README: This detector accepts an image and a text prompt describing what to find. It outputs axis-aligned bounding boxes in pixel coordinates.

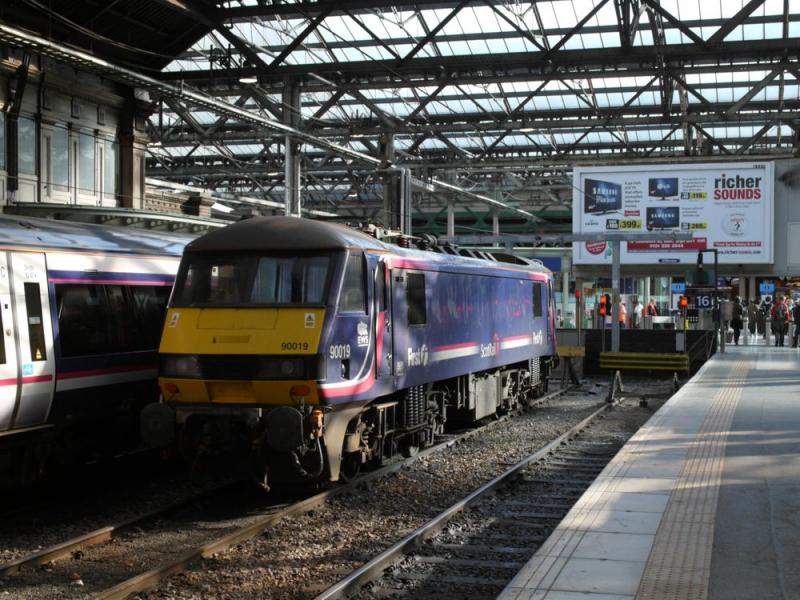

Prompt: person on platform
[731,297,744,345]
[632,298,643,328]
[771,296,790,347]
[644,299,658,317]
[792,299,800,348]
[758,296,772,338]
[619,301,627,328]
[747,298,758,336]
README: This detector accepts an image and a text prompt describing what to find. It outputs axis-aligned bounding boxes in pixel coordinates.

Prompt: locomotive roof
[0,214,192,256]
[186,216,387,253]
[186,216,551,276]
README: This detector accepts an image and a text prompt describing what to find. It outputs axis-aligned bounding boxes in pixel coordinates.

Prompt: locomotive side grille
[401,385,425,429]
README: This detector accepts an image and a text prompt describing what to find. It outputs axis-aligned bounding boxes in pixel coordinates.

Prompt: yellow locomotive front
[143,216,387,488]
[159,252,330,407]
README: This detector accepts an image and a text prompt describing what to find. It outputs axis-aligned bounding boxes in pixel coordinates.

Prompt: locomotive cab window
[340,254,366,313]
[407,272,427,326]
[174,254,330,306]
[376,263,387,312]
[533,282,544,318]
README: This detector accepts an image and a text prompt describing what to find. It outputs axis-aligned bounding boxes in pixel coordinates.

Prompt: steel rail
[88,386,574,599]
[0,481,240,576]
[313,400,613,600]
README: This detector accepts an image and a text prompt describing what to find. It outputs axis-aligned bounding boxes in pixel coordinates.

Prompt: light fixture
[519,127,536,133]
[239,75,258,84]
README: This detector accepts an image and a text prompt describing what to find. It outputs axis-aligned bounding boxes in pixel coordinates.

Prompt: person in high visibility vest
[619,301,627,328]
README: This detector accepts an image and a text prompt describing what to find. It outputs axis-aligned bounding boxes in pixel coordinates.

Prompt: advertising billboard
[573,162,774,265]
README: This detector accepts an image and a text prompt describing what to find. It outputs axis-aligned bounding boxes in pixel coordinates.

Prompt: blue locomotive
[151,217,558,487]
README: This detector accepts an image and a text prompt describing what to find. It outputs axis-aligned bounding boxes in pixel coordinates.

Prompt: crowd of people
[598,294,800,348]
[730,295,800,347]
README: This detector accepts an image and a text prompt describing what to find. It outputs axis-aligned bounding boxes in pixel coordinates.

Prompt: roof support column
[447,202,455,238]
[492,209,500,248]
[446,170,456,238]
[380,131,410,234]
[283,78,301,217]
[120,96,148,210]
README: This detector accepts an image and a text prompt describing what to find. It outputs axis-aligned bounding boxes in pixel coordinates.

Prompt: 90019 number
[329,344,351,360]
[281,342,309,351]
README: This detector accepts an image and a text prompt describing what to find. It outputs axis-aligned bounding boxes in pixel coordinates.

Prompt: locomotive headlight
[280,359,297,376]
[160,354,201,378]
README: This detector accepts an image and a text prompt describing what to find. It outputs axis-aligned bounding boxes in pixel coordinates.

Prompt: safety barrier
[599,351,689,373]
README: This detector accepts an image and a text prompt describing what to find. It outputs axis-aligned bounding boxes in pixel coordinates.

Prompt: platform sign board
[671,283,686,294]
[573,162,774,265]
[759,282,775,295]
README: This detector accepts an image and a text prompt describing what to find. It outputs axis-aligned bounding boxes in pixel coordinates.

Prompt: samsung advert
[573,162,774,265]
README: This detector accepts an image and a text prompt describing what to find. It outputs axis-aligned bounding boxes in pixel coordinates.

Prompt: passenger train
[0,215,189,485]
[148,217,558,488]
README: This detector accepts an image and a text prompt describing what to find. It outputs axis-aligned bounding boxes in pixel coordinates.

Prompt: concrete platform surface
[497,345,800,600]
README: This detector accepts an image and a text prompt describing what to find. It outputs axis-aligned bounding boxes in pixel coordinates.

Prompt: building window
[103,139,119,197]
[79,131,95,194]
[52,126,69,192]
[406,272,427,326]
[18,116,36,174]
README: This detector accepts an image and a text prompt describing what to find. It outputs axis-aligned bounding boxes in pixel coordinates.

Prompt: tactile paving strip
[635,359,749,600]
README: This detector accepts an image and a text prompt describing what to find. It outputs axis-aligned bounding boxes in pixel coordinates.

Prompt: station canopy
[3,0,800,230]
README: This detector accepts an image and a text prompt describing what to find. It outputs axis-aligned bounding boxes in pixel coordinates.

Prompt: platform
[498,344,800,600]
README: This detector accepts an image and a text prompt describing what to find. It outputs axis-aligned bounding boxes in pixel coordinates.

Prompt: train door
[375,261,393,379]
[8,253,55,429]
[0,254,18,431]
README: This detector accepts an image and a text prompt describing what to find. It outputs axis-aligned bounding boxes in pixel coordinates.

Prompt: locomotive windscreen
[173,253,331,306]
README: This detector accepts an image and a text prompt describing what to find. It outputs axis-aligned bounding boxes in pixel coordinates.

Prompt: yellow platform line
[636,359,749,600]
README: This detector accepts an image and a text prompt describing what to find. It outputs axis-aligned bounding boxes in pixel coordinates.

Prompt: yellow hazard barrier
[599,352,689,373]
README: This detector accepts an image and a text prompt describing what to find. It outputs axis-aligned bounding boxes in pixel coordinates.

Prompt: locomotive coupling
[140,402,175,448]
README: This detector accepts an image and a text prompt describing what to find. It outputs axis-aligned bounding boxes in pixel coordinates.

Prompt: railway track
[315,395,642,600]
[1,386,580,599]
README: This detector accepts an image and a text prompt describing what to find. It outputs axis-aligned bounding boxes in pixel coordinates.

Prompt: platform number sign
[694,294,714,309]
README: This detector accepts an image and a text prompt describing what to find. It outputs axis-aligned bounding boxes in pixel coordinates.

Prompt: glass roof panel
[151,0,799,185]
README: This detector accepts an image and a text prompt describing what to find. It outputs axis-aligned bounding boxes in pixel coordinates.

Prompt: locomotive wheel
[400,441,419,458]
[339,452,361,483]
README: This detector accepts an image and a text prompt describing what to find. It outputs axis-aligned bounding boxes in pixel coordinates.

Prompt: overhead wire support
[0,20,535,221]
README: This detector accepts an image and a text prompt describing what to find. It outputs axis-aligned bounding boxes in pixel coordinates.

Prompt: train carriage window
[106,285,136,351]
[56,284,112,357]
[340,254,366,312]
[407,273,427,326]
[533,282,544,318]
[130,286,171,349]
[24,283,47,361]
[0,306,6,364]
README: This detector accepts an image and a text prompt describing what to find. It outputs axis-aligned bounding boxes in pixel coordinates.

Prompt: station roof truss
[3,0,800,232]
